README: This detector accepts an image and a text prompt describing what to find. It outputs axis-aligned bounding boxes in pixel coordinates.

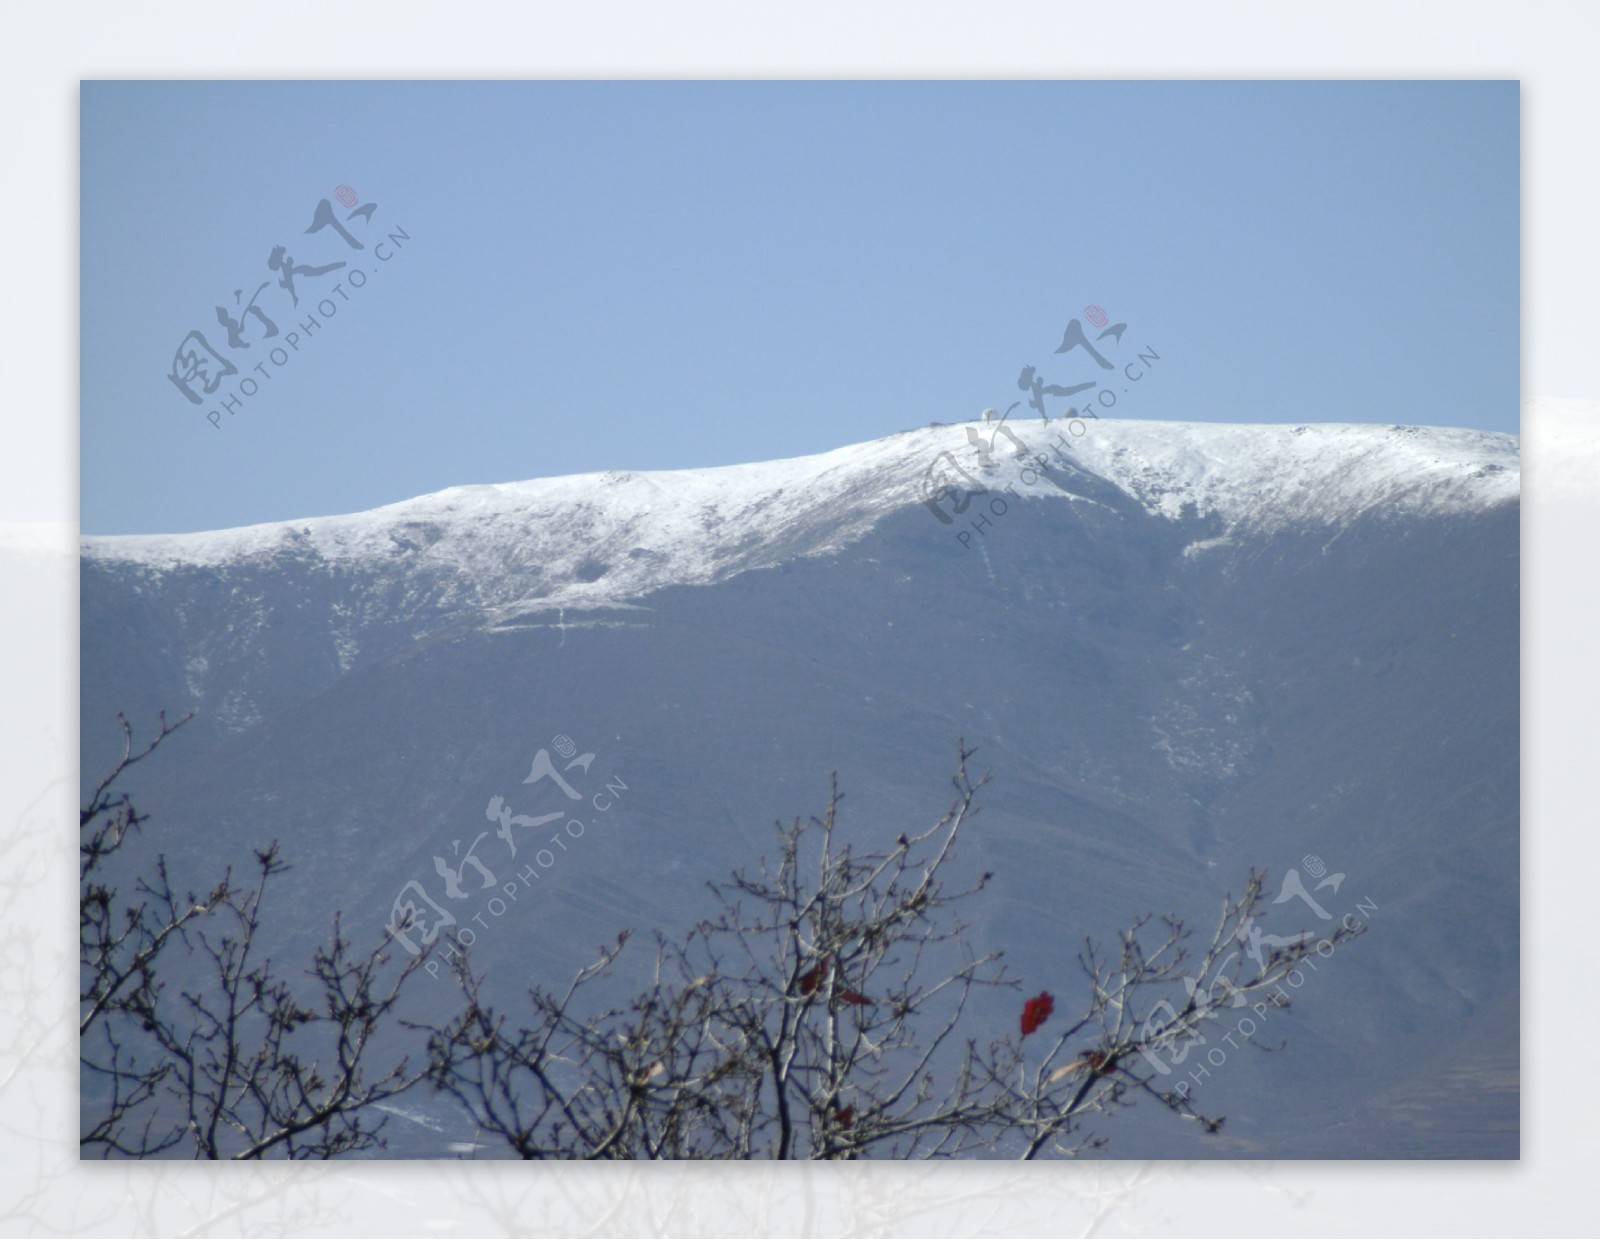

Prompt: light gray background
[6,0,1598,1234]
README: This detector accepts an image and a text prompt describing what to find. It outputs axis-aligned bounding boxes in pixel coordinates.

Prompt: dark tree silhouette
[83,721,1362,1159]
[420,744,1364,1159]
[80,713,425,1159]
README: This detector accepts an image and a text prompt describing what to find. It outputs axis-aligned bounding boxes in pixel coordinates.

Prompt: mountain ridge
[82,417,1518,584]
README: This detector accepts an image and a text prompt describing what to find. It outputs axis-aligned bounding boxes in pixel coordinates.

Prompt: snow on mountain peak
[82,417,1519,614]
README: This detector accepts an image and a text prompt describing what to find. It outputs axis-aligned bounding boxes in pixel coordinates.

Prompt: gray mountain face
[80,419,1519,1157]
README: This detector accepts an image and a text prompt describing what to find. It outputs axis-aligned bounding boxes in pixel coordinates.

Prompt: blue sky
[81,80,1518,535]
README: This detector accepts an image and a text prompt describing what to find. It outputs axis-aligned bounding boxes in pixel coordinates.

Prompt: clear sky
[81,80,1518,535]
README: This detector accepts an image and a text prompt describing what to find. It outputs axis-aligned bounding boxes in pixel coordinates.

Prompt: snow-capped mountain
[80,413,1520,1157]
[84,416,1516,612]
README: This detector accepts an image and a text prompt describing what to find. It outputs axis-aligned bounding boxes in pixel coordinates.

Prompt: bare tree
[83,721,1360,1160]
[80,713,426,1158]
[422,744,1363,1158]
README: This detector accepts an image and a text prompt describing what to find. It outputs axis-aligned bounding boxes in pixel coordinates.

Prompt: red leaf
[833,1106,855,1130]
[797,955,832,996]
[797,956,872,1004]
[1020,991,1055,1038]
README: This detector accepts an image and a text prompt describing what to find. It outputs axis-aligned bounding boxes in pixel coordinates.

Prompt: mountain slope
[80,415,1520,1158]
